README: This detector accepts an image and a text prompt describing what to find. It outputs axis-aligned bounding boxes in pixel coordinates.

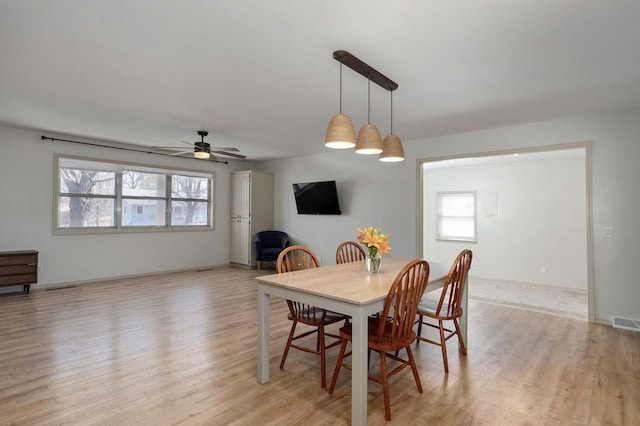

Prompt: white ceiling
[2,1,640,161]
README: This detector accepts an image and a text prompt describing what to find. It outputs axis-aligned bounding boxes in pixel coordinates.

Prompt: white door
[230,218,250,265]
[230,172,251,218]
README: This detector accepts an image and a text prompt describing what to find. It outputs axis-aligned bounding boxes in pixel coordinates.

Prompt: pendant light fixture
[326,50,401,161]
[325,63,356,149]
[355,78,383,154]
[380,90,405,162]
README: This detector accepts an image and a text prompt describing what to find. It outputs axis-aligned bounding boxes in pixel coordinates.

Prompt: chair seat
[418,297,460,319]
[339,318,416,352]
[288,307,347,325]
[417,297,439,314]
[259,247,284,260]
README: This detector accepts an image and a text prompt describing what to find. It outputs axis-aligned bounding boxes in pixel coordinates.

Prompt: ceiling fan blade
[209,147,239,152]
[211,150,246,159]
[169,150,191,156]
[152,146,191,150]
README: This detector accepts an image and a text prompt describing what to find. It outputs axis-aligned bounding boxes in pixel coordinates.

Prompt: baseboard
[30,263,231,291]
[469,275,588,293]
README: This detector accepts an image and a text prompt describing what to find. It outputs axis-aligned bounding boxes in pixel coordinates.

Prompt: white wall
[423,153,587,289]
[0,126,253,286]
[259,108,640,324]
[259,150,417,265]
[3,107,640,324]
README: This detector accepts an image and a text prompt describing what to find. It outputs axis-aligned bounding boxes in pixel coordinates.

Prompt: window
[170,174,210,226]
[437,191,477,242]
[56,155,214,232]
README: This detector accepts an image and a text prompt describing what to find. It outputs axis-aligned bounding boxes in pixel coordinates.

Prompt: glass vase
[366,254,382,273]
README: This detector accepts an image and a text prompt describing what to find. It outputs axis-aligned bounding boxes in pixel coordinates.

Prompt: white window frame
[436,191,477,242]
[54,154,215,234]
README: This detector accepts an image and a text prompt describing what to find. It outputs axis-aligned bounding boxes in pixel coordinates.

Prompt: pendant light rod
[390,90,394,134]
[339,63,344,113]
[333,50,398,92]
[367,79,371,123]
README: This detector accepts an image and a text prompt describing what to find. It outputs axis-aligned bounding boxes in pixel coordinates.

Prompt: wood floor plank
[1,266,639,425]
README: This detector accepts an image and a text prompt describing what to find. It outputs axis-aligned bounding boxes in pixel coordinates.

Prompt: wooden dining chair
[329,259,430,421]
[277,245,349,388]
[415,249,473,373]
[335,241,366,264]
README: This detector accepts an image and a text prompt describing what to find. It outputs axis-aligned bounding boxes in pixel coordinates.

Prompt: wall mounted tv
[292,180,342,215]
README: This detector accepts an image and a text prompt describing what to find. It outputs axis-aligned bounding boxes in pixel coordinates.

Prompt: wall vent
[612,316,640,332]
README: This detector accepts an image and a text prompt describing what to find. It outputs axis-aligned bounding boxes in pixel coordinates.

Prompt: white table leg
[350,309,368,425]
[257,286,270,383]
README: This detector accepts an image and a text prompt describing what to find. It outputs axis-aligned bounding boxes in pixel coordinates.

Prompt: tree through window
[56,156,213,232]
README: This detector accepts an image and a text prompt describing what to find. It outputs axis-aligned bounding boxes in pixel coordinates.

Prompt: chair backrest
[335,241,366,264]
[277,245,321,318]
[277,245,320,273]
[374,260,430,344]
[434,249,473,317]
[255,231,290,249]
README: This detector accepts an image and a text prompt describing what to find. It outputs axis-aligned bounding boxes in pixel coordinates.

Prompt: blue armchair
[255,231,290,270]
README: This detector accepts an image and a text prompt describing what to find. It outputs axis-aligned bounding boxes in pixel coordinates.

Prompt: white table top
[255,258,450,304]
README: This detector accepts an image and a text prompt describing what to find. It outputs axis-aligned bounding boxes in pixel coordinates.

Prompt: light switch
[602,226,614,239]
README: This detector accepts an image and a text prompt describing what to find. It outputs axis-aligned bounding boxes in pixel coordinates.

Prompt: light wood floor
[1,266,638,425]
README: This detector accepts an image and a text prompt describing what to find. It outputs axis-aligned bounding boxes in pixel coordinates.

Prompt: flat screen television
[292,180,341,215]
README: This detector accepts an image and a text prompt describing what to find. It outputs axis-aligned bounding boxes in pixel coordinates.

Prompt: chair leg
[257,261,261,271]
[406,346,423,393]
[328,339,348,394]
[438,320,449,373]
[416,314,423,344]
[280,320,298,369]
[379,350,391,421]
[319,325,327,388]
[453,318,467,355]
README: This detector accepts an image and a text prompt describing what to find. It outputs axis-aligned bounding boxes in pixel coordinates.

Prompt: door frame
[416,141,595,322]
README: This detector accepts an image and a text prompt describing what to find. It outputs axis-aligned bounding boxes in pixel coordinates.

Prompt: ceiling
[2,1,640,161]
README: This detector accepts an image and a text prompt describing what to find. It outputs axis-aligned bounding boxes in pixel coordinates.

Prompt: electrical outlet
[541,266,547,273]
[317,255,322,264]
[38,264,44,273]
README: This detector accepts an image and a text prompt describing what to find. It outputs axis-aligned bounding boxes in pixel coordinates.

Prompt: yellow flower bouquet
[357,227,391,272]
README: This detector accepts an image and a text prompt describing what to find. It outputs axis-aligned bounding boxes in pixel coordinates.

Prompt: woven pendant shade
[325,114,356,149]
[355,123,383,154]
[379,134,405,162]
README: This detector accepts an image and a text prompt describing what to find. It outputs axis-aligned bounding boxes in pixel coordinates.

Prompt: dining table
[255,257,466,426]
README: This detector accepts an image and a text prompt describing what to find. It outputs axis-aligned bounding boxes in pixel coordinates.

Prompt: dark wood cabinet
[0,250,38,294]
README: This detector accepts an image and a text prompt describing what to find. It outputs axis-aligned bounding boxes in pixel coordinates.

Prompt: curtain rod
[40,135,229,164]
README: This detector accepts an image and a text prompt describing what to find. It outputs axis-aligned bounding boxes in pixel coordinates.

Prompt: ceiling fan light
[355,123,383,154]
[325,114,356,149]
[194,140,211,159]
[379,134,405,162]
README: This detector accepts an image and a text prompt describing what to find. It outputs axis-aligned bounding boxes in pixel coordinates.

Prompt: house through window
[55,155,214,232]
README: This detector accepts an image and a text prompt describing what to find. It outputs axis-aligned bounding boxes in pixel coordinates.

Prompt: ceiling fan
[153,130,246,160]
